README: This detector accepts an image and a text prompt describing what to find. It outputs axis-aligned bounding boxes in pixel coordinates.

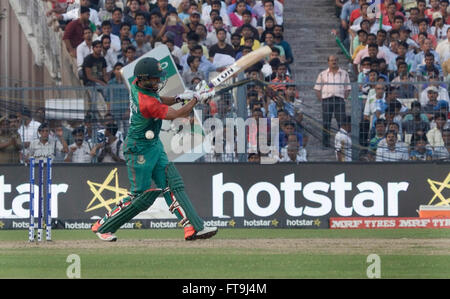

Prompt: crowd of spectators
[325,0,450,161]
[0,0,307,163]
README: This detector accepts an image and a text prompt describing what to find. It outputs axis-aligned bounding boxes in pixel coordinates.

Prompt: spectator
[433,127,450,160]
[314,55,351,148]
[181,44,216,79]
[131,12,153,43]
[77,27,94,79]
[185,11,202,35]
[119,22,134,44]
[91,122,125,162]
[134,31,152,57]
[195,23,209,46]
[431,12,450,42]
[202,0,232,28]
[256,0,283,37]
[376,130,409,161]
[436,27,450,63]
[160,12,189,48]
[426,0,442,22]
[182,55,205,88]
[368,118,387,158]
[412,18,438,48]
[62,6,92,58]
[98,0,116,22]
[405,7,421,35]
[18,107,41,153]
[57,0,101,29]
[417,52,443,80]
[122,45,137,65]
[209,28,235,59]
[279,120,303,149]
[117,37,132,64]
[427,112,447,149]
[419,77,450,106]
[150,0,177,24]
[123,0,145,26]
[65,127,95,163]
[110,7,124,36]
[402,101,430,139]
[391,62,418,99]
[410,136,433,160]
[440,0,450,25]
[279,141,307,162]
[422,86,441,121]
[82,40,108,86]
[100,35,118,74]
[339,0,360,50]
[177,0,191,22]
[0,115,22,163]
[27,123,68,163]
[229,0,251,30]
[335,115,352,162]
[97,20,122,56]
[205,16,232,48]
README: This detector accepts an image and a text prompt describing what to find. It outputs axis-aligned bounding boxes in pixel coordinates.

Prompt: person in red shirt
[62,6,91,58]
[382,2,404,26]
[425,0,441,23]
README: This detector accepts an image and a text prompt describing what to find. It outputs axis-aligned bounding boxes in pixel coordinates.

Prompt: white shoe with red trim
[95,232,117,242]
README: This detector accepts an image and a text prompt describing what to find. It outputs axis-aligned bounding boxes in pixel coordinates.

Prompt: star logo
[271,219,279,227]
[0,221,4,229]
[427,172,450,206]
[228,219,236,227]
[85,168,128,213]
[135,221,142,229]
[314,219,321,227]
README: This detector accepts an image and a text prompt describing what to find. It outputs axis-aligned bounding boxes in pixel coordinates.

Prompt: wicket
[29,157,52,242]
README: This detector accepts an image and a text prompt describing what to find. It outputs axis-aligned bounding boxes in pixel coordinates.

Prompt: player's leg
[93,148,161,240]
[152,147,217,240]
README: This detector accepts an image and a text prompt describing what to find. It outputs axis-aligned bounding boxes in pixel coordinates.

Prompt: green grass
[1,229,449,278]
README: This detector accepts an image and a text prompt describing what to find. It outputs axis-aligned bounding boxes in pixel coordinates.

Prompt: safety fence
[0,79,449,164]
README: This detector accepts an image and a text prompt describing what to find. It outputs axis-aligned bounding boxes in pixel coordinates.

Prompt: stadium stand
[0,0,449,164]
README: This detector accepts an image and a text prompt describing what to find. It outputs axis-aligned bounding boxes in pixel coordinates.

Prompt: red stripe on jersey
[138,93,169,119]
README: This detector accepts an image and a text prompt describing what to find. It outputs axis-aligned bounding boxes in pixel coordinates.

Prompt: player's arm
[160,96,177,106]
[165,98,198,120]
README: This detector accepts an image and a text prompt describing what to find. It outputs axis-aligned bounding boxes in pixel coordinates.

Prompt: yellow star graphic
[427,172,450,206]
[271,219,279,227]
[228,219,236,227]
[314,219,321,227]
[0,221,4,229]
[85,168,129,213]
[135,221,142,229]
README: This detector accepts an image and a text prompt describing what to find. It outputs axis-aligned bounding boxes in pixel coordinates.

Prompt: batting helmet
[134,57,166,79]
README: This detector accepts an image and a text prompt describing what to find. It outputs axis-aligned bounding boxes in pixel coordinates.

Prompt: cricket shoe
[185,226,218,241]
[95,232,117,242]
[92,220,117,242]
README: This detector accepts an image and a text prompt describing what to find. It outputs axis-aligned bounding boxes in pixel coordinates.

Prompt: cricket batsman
[91,57,217,242]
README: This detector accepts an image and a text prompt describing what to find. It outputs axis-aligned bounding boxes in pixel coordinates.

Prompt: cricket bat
[207,45,272,89]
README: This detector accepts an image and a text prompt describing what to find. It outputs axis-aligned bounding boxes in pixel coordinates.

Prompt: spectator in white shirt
[376,130,409,161]
[18,107,41,152]
[65,127,95,163]
[335,115,352,162]
[77,27,94,76]
[314,55,351,148]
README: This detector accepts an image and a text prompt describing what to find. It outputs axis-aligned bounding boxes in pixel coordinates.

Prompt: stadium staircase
[284,0,350,161]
